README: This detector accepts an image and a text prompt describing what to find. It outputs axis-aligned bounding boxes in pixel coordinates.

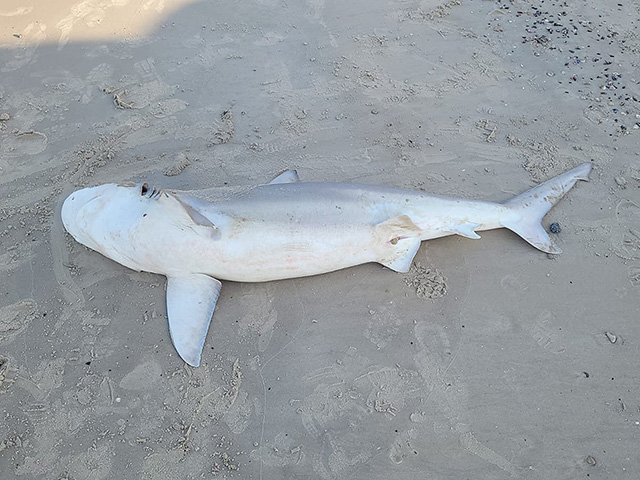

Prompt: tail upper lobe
[500,163,592,254]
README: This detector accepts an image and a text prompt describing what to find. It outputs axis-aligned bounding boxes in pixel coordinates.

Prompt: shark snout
[61,184,114,238]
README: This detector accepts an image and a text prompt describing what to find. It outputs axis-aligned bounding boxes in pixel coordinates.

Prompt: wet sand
[1,0,639,478]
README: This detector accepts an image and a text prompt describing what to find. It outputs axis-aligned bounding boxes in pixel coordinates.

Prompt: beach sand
[1,0,639,478]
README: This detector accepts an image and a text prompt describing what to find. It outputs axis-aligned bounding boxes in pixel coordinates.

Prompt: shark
[61,163,592,366]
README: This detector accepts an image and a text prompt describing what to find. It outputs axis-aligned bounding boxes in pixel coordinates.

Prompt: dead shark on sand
[61,163,592,366]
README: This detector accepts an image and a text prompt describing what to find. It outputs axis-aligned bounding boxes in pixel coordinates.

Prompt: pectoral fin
[166,274,222,367]
[375,215,423,273]
[162,192,220,240]
[269,170,299,184]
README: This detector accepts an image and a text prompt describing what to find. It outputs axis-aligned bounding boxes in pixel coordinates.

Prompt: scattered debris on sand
[404,262,447,299]
[164,153,192,176]
[210,110,234,146]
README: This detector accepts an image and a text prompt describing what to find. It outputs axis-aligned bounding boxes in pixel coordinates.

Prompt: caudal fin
[501,163,592,254]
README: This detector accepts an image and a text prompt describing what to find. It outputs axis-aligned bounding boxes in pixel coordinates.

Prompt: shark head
[62,182,219,274]
[62,182,223,367]
[62,182,161,271]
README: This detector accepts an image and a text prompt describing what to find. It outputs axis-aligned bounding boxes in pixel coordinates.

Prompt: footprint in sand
[1,130,47,157]
[0,299,37,345]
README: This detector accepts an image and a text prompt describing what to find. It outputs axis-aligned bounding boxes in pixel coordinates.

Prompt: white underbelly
[196,222,378,282]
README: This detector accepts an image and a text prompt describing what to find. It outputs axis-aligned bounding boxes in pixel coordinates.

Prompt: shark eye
[141,183,149,196]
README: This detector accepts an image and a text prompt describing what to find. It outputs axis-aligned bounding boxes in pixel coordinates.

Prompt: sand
[1,0,639,478]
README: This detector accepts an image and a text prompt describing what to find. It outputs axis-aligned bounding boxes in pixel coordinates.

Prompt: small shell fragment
[549,222,561,234]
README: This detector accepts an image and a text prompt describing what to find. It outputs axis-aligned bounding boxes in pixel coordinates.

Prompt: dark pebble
[549,222,561,234]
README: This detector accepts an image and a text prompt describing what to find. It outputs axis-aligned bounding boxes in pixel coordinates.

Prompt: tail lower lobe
[500,163,592,254]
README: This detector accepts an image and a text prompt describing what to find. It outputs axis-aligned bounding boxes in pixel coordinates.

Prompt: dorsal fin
[269,170,299,185]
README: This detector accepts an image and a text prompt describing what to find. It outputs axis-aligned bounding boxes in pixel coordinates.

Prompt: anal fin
[374,215,423,273]
[166,274,222,367]
[450,222,481,239]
